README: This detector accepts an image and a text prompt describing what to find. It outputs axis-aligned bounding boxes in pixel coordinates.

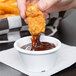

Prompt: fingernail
[24,19,27,24]
[46,14,49,19]
[44,13,49,19]
[20,11,26,19]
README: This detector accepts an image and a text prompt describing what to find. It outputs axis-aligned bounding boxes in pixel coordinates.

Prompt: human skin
[17,0,76,20]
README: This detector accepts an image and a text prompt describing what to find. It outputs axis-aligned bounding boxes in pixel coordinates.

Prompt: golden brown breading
[26,3,46,36]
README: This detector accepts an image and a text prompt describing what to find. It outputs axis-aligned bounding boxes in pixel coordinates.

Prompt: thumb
[38,0,59,11]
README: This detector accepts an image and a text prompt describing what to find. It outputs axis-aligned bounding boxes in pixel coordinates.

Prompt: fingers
[57,0,73,6]
[38,0,60,11]
[17,0,38,19]
[24,18,28,24]
[43,13,49,19]
[17,0,26,19]
[73,0,76,8]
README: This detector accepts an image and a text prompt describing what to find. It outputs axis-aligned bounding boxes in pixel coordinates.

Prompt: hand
[38,0,75,13]
[17,0,40,19]
[17,0,50,20]
[17,0,75,19]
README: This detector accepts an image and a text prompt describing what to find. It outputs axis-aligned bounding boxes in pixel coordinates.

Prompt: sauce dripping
[21,34,56,51]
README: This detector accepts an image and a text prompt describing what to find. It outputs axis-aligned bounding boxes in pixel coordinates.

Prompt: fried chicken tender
[26,3,46,36]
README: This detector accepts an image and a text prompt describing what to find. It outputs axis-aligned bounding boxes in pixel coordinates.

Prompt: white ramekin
[14,36,61,72]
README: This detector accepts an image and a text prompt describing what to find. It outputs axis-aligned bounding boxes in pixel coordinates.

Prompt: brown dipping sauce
[21,42,55,51]
[21,34,56,51]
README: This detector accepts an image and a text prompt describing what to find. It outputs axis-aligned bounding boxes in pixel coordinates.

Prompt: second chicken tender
[26,3,46,36]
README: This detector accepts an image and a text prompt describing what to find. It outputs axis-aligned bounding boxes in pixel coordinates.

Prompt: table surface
[0,39,76,76]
